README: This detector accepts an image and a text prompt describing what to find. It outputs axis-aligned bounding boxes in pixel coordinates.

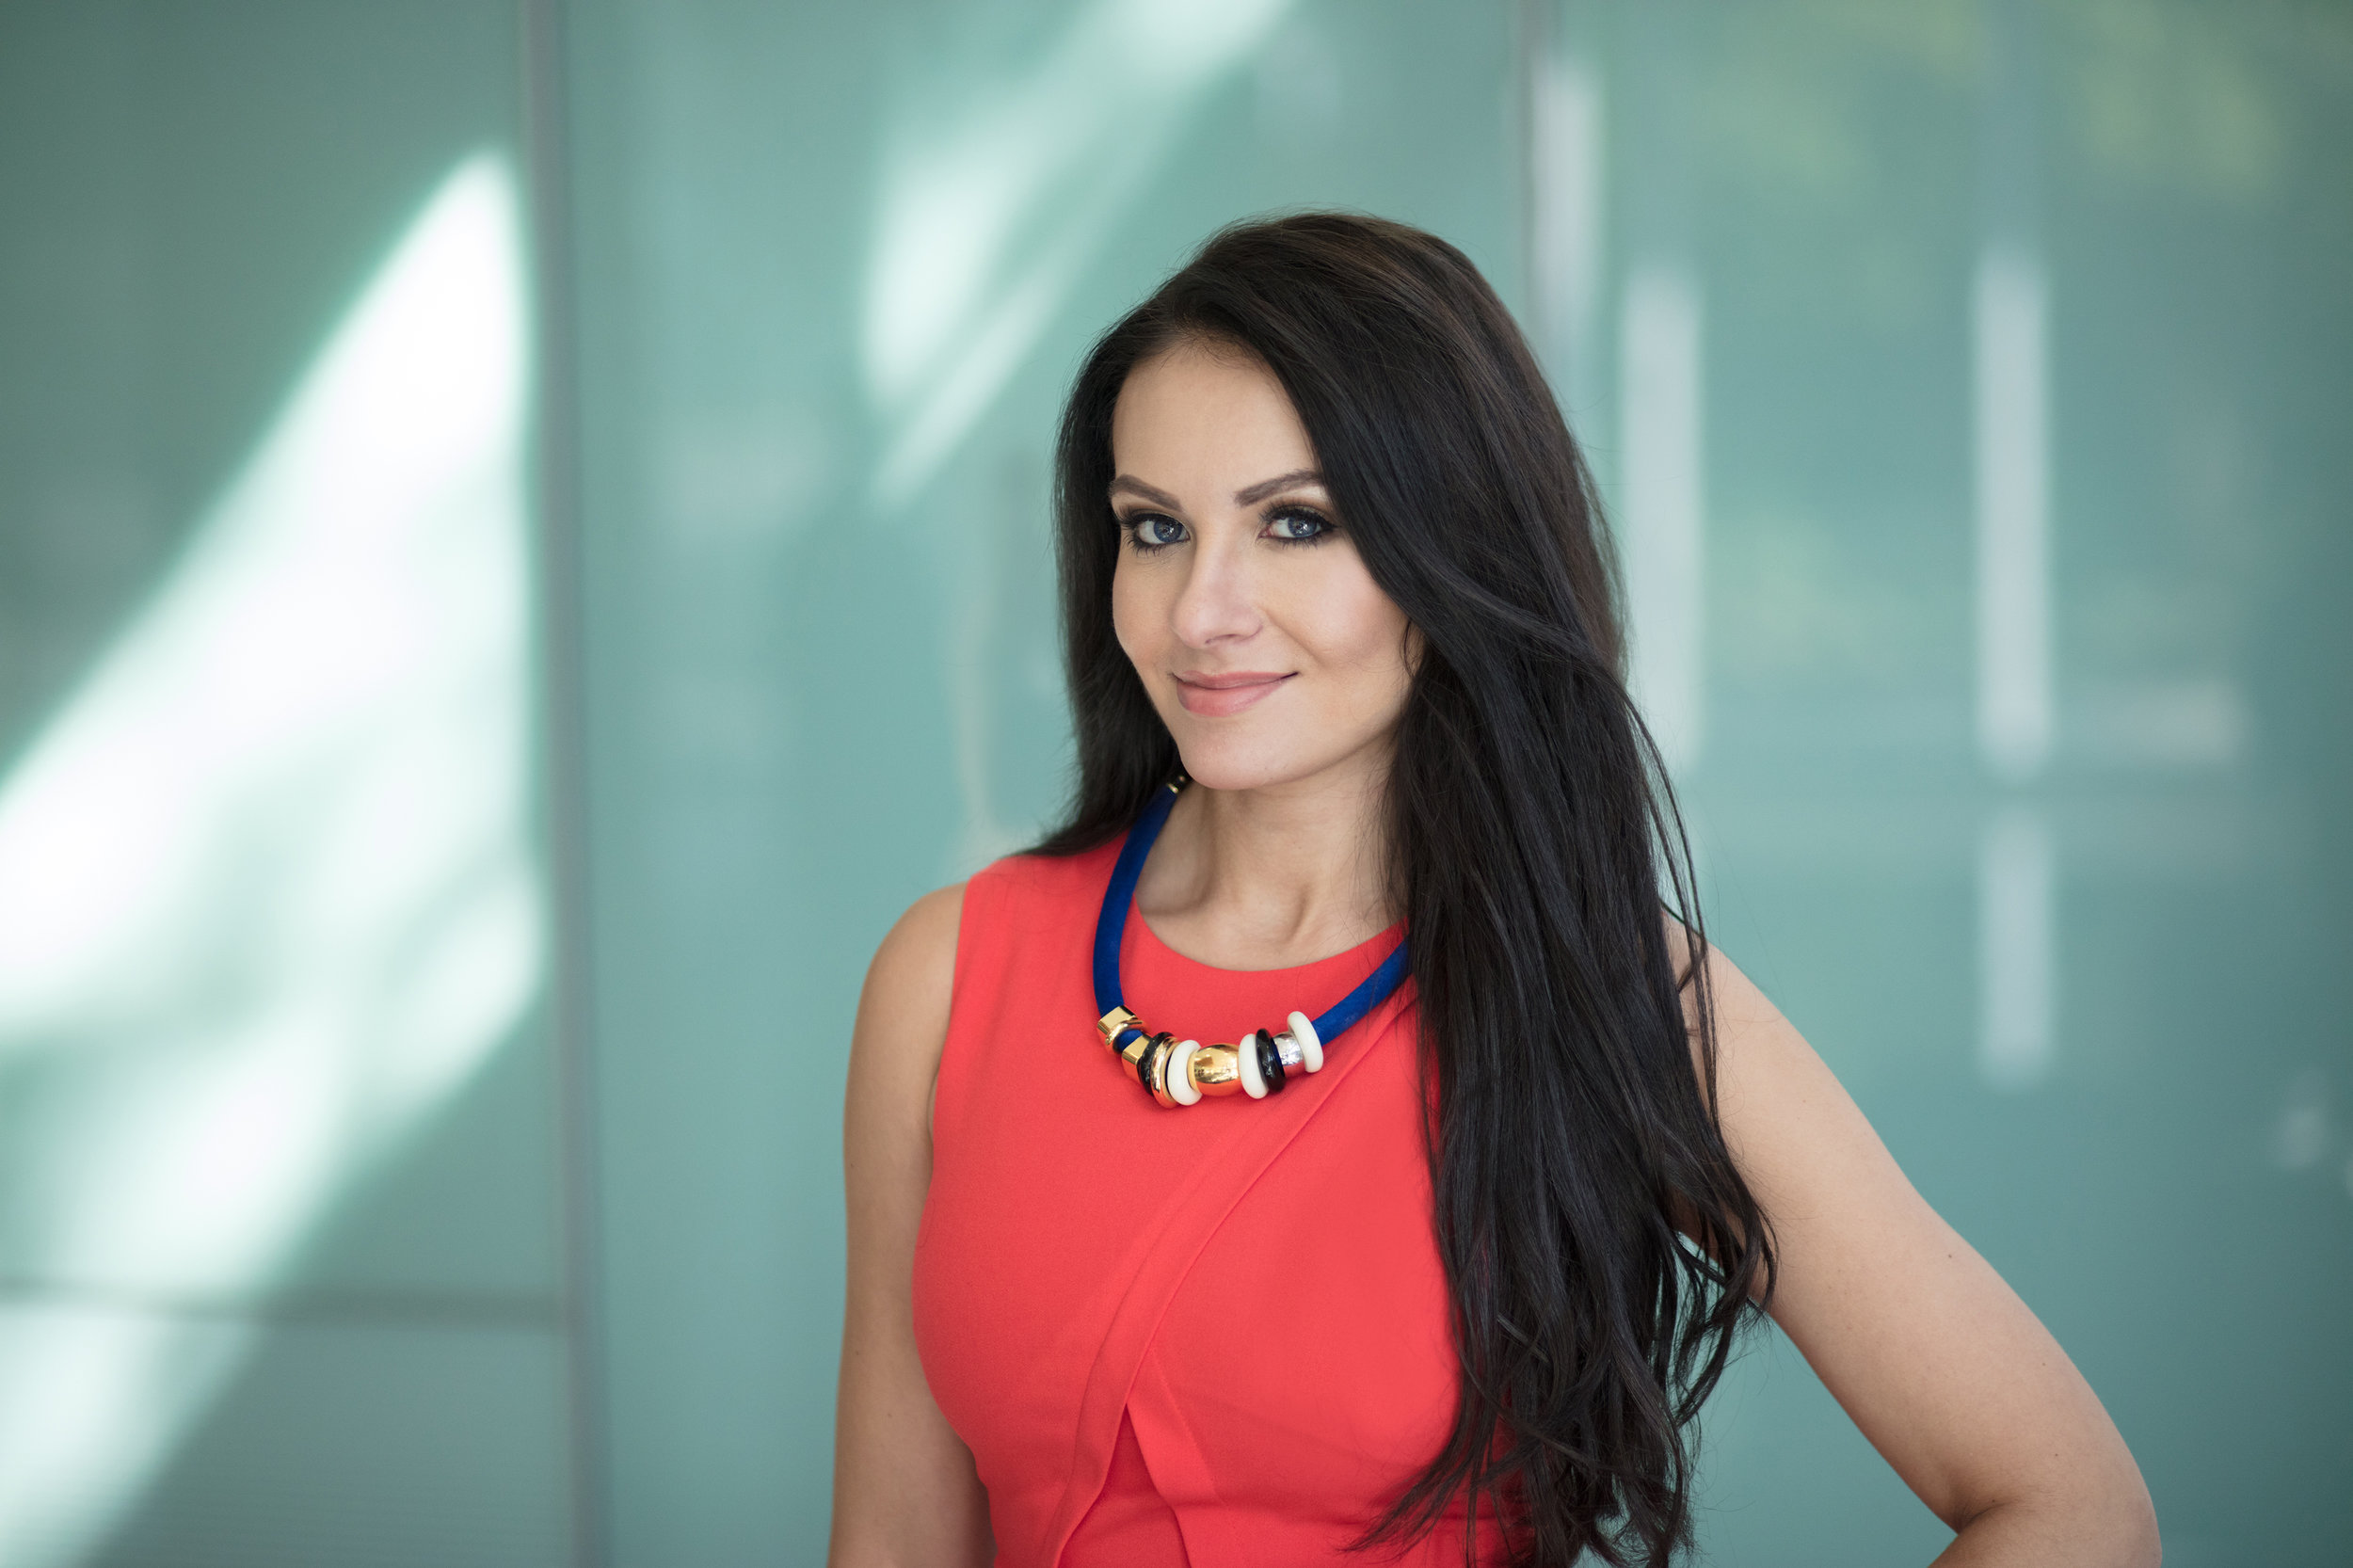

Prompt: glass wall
[0,4,575,1567]
[0,1,2344,1564]
[1529,3,2353,1564]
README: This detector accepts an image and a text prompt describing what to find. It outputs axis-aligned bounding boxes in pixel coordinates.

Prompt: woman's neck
[1129,751,1396,972]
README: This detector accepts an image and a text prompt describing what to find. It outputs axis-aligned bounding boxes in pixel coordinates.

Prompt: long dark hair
[1032,213,1772,1565]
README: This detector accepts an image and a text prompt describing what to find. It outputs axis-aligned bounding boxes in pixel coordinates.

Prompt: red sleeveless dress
[912,842,1505,1566]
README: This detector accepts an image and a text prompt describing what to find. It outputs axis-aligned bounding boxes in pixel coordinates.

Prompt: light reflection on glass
[1620,261,1706,774]
[0,152,537,1568]
[861,0,1302,872]
[1977,803,2055,1091]
[1973,242,2054,784]
[862,0,1296,508]
[1529,43,1607,415]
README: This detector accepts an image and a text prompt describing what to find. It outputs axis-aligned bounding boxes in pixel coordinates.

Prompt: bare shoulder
[1658,912,2157,1554]
[851,884,967,1107]
[834,881,995,1564]
[866,884,966,1019]
[842,882,968,1254]
[1660,914,1901,1216]
[1661,917,1820,1105]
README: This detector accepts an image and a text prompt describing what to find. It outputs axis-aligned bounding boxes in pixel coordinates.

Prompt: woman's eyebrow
[1108,474,1181,507]
[1109,469,1326,508]
[1233,469,1323,505]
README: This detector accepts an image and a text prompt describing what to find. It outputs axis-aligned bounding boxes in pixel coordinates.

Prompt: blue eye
[1122,513,1188,552]
[1266,506,1334,544]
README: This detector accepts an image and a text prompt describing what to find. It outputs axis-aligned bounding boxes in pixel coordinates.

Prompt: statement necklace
[1093,780,1412,1108]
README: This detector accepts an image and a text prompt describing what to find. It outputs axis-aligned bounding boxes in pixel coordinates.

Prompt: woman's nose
[1169,531,1260,648]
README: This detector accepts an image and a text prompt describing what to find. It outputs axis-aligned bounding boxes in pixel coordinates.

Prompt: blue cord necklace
[1093,779,1413,1108]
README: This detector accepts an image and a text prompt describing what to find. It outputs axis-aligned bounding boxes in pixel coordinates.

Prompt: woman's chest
[913,1005,1459,1512]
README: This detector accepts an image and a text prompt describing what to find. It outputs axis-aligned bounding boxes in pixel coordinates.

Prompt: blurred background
[0,0,2345,1564]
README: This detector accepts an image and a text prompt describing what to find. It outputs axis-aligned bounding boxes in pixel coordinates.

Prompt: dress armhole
[946,862,1010,1019]
[934,860,1016,1143]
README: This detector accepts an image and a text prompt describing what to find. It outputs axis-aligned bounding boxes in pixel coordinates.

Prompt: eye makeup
[1113,502,1338,555]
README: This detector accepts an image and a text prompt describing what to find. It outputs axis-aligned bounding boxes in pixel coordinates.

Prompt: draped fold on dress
[913,846,1506,1567]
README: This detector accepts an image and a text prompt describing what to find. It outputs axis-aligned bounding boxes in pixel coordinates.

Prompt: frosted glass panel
[1528,3,2353,1562]
[0,5,570,1565]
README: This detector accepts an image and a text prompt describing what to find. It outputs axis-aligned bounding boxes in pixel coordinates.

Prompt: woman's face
[1109,339,1417,793]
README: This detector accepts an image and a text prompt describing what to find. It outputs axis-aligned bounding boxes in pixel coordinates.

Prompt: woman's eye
[1266,507,1333,544]
[1124,513,1188,551]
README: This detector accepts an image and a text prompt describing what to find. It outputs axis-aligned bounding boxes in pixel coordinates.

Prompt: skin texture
[827,344,2159,1567]
[1106,341,1417,972]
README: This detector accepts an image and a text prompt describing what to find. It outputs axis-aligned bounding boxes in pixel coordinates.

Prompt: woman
[830,215,2156,1566]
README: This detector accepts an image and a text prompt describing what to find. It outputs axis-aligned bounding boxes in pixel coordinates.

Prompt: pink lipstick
[1174,670,1292,717]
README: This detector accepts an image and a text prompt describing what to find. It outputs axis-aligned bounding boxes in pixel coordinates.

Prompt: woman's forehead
[1111,343,1316,499]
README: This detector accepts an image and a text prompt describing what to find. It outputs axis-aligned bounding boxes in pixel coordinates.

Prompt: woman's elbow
[2048,1467,2162,1568]
[1948,1461,2159,1568]
[2105,1479,2162,1568]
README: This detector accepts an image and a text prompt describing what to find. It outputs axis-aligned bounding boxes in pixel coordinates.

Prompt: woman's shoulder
[872,844,1114,986]
[948,842,1117,942]
[883,880,968,954]
[854,849,1106,1104]
[860,882,967,1043]
[968,841,1118,900]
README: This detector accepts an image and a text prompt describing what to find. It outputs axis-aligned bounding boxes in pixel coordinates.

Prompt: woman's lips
[1174,671,1293,716]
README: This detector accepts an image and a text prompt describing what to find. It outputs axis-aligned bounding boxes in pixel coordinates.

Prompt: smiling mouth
[1173,671,1292,717]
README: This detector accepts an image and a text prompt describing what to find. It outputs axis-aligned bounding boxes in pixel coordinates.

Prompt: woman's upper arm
[829,884,991,1568]
[1689,936,2156,1560]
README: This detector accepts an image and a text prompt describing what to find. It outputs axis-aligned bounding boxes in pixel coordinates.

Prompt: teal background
[0,1,2345,1564]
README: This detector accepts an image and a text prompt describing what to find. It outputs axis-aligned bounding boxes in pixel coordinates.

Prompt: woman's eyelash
[1118,512,1186,552]
[1264,504,1336,545]
[1115,504,1337,552]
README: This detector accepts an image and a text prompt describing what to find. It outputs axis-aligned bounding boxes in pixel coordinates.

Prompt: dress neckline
[1127,892,1406,981]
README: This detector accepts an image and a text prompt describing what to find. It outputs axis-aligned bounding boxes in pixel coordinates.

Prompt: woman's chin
[1171,734,1375,795]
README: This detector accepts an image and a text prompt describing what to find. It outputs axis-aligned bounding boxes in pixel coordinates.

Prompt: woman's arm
[1689,936,2159,1566]
[828,885,992,1568]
